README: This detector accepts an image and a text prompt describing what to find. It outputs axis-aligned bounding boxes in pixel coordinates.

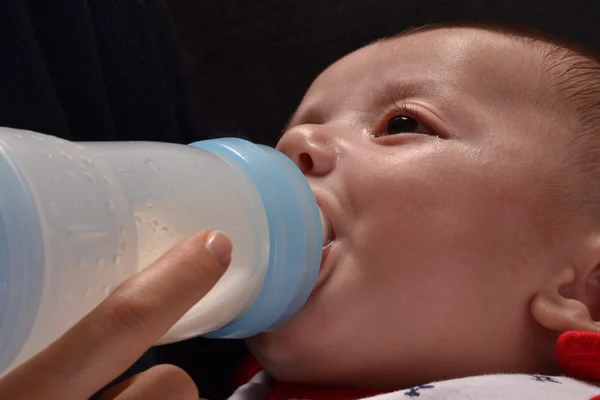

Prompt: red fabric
[233,353,265,390]
[236,331,600,400]
[557,331,600,383]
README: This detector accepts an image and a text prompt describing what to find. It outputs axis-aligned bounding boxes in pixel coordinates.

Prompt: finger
[98,365,198,400]
[1,231,231,399]
[97,373,140,400]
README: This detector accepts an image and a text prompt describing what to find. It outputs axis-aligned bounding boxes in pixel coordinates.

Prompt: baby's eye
[380,115,436,137]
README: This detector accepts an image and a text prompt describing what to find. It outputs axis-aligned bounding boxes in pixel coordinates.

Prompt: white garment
[229,372,600,400]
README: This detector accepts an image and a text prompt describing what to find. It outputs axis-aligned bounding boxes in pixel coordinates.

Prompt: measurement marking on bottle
[67,226,109,240]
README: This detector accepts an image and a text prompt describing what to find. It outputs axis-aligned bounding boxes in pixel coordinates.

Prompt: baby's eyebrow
[281,75,425,138]
[375,78,421,105]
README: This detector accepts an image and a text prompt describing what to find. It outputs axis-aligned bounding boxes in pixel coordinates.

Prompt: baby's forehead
[292,27,562,147]
[292,28,546,130]
[308,27,545,106]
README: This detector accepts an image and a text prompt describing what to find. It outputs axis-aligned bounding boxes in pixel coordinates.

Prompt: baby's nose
[276,124,336,176]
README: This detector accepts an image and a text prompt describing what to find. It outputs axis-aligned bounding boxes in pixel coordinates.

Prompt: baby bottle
[0,127,328,374]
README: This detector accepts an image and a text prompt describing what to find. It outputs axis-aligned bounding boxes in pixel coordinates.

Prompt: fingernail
[205,231,232,266]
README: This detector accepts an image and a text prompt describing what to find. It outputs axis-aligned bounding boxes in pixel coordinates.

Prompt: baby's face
[247,28,572,387]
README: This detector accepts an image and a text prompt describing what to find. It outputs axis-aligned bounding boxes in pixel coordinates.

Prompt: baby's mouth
[323,230,335,248]
[319,207,335,248]
[315,209,335,292]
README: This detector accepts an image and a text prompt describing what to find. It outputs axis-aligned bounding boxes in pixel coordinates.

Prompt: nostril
[298,152,314,173]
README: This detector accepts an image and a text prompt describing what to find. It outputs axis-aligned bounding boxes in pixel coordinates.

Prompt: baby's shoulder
[366,374,600,400]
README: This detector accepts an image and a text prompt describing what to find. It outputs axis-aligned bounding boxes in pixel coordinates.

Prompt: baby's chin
[245,316,333,380]
[246,331,406,388]
[245,332,302,382]
[245,325,299,364]
[245,324,363,386]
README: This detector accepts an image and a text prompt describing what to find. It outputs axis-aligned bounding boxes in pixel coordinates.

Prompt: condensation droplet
[147,203,153,208]
[105,198,115,211]
[60,151,72,161]
[161,226,168,231]
[145,159,160,172]
[96,257,106,269]
[152,219,159,226]
[102,285,111,296]
[77,260,87,270]
[83,172,95,183]
[113,254,122,266]
[64,171,76,182]
[84,288,93,298]
[101,176,113,187]
[11,134,23,140]
[33,135,44,141]
[80,155,92,165]
[120,241,128,251]
[43,151,53,158]
[55,139,67,145]
[134,214,142,224]
[119,227,127,238]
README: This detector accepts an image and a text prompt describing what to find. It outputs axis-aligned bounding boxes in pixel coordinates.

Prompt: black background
[165,0,600,145]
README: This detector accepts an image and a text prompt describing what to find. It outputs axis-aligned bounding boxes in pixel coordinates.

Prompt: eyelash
[374,101,439,138]
[386,100,420,120]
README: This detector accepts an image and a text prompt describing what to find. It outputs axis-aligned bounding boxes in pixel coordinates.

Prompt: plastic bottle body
[0,129,274,373]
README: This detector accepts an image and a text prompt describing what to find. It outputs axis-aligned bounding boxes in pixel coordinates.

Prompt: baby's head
[247,23,600,388]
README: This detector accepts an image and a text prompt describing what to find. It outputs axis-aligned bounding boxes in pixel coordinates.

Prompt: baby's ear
[531,255,600,333]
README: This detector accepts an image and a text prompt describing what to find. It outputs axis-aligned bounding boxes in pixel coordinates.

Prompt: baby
[233,22,600,399]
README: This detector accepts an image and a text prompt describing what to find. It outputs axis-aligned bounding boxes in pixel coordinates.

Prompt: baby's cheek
[367,165,527,265]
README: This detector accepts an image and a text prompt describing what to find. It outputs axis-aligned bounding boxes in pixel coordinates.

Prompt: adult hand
[0,231,232,400]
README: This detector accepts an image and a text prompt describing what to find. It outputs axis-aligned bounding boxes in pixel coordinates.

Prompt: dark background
[164,0,600,146]
[1,0,599,398]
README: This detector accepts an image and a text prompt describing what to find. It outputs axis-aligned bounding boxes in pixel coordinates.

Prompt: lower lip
[312,241,335,293]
